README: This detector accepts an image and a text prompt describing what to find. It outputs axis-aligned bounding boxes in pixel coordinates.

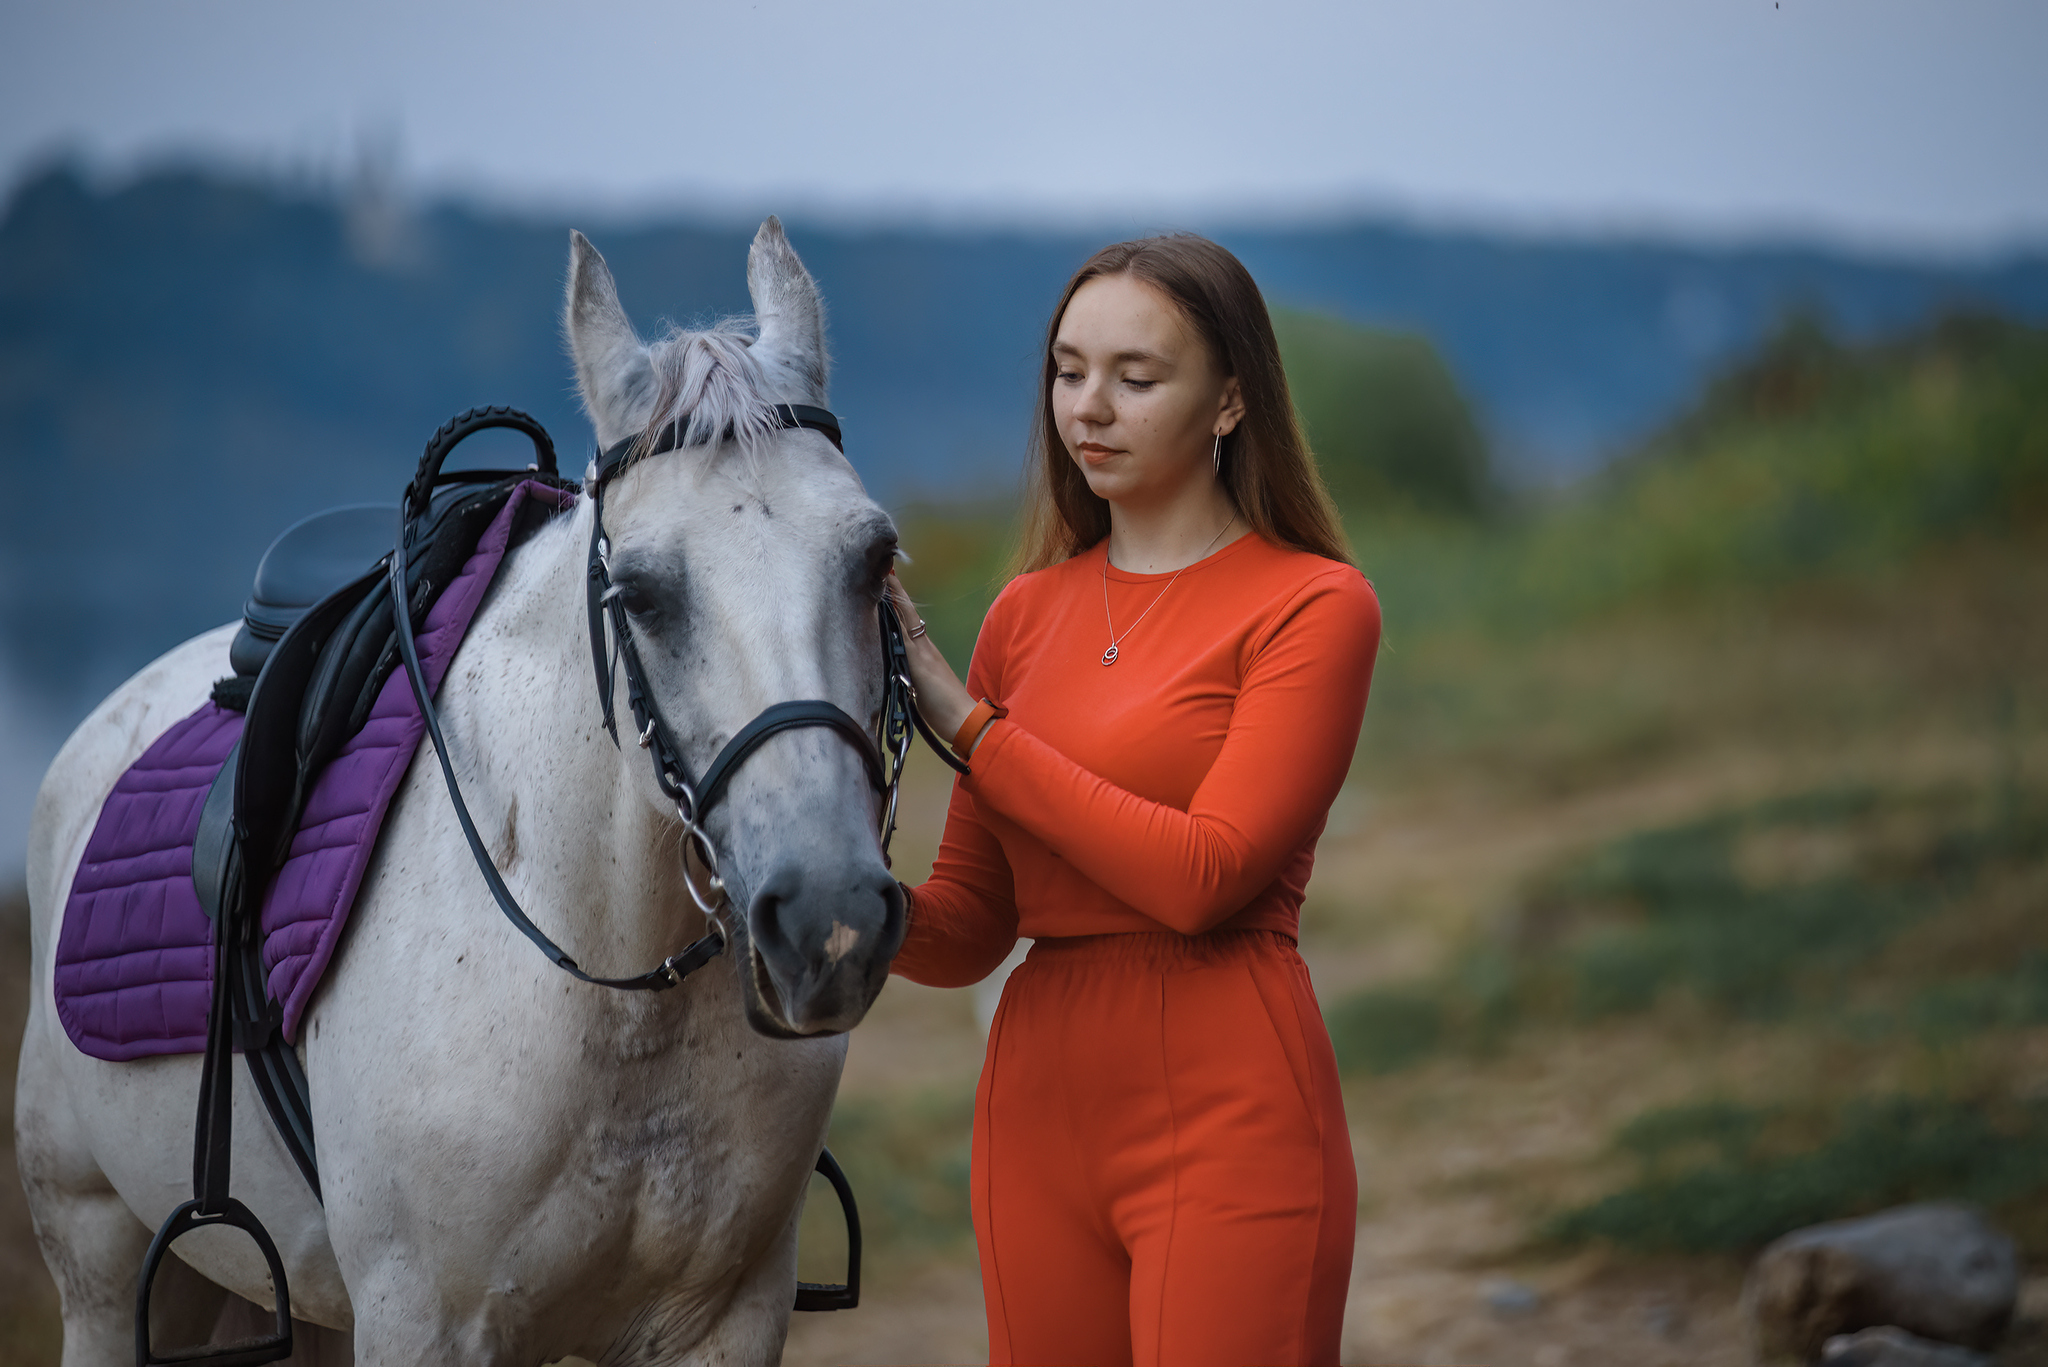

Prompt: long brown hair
[1011,234,1351,574]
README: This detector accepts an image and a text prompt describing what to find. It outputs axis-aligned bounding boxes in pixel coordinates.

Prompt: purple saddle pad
[56,480,575,1061]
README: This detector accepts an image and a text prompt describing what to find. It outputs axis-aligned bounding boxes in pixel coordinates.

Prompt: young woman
[885,234,1380,1367]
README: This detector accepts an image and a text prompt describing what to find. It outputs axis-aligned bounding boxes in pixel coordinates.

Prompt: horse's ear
[565,230,658,447]
[747,217,829,406]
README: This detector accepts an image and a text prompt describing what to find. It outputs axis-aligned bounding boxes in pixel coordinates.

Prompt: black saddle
[212,481,539,723]
[229,504,399,679]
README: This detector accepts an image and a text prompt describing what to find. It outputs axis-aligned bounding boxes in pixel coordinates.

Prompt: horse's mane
[636,319,781,463]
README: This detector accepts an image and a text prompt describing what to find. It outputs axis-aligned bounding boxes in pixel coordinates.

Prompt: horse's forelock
[638,320,781,465]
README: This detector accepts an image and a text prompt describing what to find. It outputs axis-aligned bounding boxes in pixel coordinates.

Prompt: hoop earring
[1212,432,1222,476]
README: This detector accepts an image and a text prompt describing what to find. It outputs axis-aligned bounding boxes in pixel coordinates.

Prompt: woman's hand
[886,570,978,745]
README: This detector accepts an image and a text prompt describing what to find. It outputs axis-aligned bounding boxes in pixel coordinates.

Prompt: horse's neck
[437,503,709,988]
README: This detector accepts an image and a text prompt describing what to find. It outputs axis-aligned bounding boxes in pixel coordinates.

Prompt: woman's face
[1051,273,1244,510]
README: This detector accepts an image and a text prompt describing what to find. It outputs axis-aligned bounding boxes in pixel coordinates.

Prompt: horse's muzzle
[741,860,904,1036]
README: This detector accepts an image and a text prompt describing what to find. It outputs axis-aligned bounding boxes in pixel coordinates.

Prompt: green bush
[1906,954,2048,1046]
[1549,1094,2048,1253]
[1340,312,2048,650]
[1274,308,1492,520]
[1614,1099,1770,1172]
[1554,795,1926,1019]
[1504,312,2048,624]
[1320,785,2011,1075]
[1326,984,1446,1075]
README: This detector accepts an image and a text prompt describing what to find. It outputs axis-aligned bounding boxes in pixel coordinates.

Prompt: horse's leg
[16,1013,227,1364]
[676,1280,794,1366]
[660,1208,803,1367]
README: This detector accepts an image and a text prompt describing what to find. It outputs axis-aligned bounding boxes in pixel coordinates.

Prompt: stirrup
[136,1199,294,1367]
[793,1147,862,1312]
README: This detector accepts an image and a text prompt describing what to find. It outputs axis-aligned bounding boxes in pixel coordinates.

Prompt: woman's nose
[1071,375,1113,425]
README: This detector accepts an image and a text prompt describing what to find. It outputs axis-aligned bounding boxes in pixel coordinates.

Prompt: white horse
[16,220,907,1364]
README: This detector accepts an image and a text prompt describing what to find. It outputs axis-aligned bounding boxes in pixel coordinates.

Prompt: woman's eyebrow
[1051,341,1172,366]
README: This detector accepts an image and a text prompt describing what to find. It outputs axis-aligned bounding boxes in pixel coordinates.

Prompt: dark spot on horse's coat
[732,503,743,513]
[499,795,520,869]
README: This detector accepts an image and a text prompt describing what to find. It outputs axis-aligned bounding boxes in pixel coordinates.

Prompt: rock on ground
[1821,1325,1989,1367]
[1744,1204,2019,1365]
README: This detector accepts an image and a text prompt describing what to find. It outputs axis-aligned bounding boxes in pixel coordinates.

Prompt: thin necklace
[1099,516,1236,667]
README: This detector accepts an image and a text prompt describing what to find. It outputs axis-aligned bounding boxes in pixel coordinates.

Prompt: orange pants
[974,930,1355,1366]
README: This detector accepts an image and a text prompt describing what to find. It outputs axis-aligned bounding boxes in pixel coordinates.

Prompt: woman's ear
[1215,375,1247,437]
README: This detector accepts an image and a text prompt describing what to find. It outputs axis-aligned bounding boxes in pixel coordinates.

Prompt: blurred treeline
[8,162,2045,722]
[883,305,2048,1261]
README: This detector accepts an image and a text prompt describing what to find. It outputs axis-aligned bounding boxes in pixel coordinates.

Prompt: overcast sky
[4,0,2045,251]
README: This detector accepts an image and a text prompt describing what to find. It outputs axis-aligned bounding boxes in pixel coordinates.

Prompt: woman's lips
[1077,443,1120,466]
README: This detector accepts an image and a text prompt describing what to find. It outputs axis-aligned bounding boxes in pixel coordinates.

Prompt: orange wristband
[951,699,1009,758]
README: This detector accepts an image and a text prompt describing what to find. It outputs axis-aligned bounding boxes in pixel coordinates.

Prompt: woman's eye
[1125,378,1157,391]
[1056,369,1082,384]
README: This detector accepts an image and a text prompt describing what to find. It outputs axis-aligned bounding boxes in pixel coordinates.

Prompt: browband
[595,403,844,485]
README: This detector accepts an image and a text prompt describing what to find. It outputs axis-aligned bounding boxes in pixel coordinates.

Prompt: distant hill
[2,160,2046,865]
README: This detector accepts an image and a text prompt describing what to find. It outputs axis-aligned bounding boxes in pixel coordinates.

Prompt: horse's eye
[611,579,655,617]
[865,541,899,592]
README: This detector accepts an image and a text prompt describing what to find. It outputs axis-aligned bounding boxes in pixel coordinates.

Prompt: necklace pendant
[1101,644,1119,666]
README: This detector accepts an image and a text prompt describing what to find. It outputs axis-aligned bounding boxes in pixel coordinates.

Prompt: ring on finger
[908,620,929,640]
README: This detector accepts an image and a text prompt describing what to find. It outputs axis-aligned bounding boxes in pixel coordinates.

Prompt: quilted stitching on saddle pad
[55,480,575,1062]
[54,706,244,1058]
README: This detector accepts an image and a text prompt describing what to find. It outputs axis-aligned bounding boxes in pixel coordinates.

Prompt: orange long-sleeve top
[892,531,1381,989]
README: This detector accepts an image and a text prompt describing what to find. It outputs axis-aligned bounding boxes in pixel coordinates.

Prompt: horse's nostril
[876,873,906,956]
[748,869,798,960]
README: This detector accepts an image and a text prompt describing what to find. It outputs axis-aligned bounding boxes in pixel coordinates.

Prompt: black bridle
[391,403,967,997]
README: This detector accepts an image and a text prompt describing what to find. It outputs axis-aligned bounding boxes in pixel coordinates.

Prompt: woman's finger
[886,570,928,638]
[883,571,976,734]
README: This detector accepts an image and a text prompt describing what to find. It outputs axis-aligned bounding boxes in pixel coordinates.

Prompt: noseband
[391,405,963,996]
